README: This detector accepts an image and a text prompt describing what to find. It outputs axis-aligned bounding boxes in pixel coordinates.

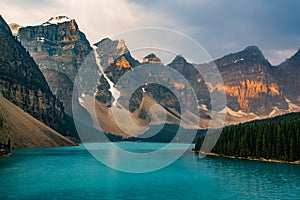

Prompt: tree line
[195,112,300,162]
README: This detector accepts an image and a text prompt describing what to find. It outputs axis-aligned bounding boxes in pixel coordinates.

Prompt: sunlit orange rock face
[116,56,131,69]
[70,19,77,31]
[173,82,186,90]
[224,81,281,111]
[212,46,290,115]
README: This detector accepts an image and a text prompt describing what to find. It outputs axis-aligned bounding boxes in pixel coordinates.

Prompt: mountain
[0,15,75,146]
[94,38,139,108]
[211,46,289,116]
[172,46,299,124]
[275,49,300,108]
[74,39,214,137]
[11,16,299,139]
[168,55,210,113]
[16,16,91,113]
[89,38,300,137]
[0,95,75,148]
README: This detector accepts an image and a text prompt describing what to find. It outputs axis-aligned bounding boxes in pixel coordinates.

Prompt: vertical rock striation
[0,15,68,135]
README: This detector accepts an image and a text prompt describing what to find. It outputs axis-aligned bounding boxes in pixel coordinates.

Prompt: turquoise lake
[0,142,299,200]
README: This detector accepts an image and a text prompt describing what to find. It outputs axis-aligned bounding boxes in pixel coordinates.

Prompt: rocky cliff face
[17,16,91,113]
[0,15,68,135]
[41,69,74,114]
[93,38,139,108]
[212,46,289,115]
[275,49,300,108]
[167,55,210,113]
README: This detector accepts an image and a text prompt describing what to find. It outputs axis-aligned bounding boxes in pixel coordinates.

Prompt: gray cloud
[1,0,299,65]
[129,0,300,65]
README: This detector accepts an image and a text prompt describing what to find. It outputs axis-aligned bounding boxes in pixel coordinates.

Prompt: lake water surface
[0,142,299,199]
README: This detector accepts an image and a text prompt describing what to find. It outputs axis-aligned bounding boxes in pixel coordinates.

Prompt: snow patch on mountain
[93,46,120,106]
[37,37,45,42]
[198,104,208,111]
[78,97,86,108]
[234,58,244,63]
[285,97,300,111]
[42,16,71,26]
[219,106,248,117]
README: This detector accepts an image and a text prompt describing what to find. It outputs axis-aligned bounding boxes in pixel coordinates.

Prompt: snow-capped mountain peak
[42,16,71,26]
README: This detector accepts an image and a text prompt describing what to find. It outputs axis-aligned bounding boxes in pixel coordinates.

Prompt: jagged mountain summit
[211,45,289,116]
[142,53,163,64]
[92,38,139,107]
[42,16,72,26]
[0,16,75,147]
[17,16,91,113]
[8,23,22,36]
[94,38,130,67]
[275,49,300,108]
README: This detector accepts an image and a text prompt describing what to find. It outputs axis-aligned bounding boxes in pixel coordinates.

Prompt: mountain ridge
[90,38,299,136]
[10,15,300,138]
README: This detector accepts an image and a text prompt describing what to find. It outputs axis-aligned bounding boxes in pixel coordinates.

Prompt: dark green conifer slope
[196,112,300,162]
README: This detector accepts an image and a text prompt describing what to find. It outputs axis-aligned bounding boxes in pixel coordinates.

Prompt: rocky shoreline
[0,152,12,157]
[0,139,11,157]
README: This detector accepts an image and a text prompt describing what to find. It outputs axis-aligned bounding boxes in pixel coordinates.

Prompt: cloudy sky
[1,0,300,65]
